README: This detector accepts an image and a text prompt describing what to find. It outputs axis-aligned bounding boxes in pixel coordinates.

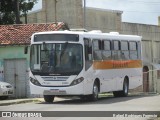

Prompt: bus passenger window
[129,41,138,60]
[93,39,102,60]
[84,38,92,70]
[121,41,129,60]
[102,40,112,60]
[137,41,141,59]
[112,40,121,60]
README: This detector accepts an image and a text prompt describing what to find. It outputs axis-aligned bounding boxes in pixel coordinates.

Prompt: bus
[29,30,142,102]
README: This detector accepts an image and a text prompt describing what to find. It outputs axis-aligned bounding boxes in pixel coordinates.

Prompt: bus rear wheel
[121,79,129,97]
[113,79,129,97]
[44,95,55,103]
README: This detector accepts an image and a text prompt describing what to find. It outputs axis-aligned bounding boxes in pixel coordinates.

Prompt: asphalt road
[0,94,160,120]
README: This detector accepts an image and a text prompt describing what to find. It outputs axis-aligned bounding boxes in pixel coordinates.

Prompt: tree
[0,0,15,24]
[0,0,38,25]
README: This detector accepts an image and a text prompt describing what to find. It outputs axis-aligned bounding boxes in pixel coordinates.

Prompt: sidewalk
[0,97,71,106]
[0,98,44,106]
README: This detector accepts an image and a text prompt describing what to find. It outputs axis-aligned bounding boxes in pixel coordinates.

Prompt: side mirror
[24,46,28,54]
[42,42,46,50]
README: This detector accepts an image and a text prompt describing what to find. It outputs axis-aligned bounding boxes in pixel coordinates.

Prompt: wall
[22,0,84,28]
[0,46,29,68]
[121,22,160,93]
[85,7,122,32]
[22,0,122,32]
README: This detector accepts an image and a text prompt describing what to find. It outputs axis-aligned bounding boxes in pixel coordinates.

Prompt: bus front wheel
[87,81,99,101]
[44,95,55,103]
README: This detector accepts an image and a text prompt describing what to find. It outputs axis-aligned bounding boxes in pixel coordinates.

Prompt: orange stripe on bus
[93,60,142,69]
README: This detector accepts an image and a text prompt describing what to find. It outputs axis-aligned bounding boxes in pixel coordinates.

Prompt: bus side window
[129,41,138,60]
[84,38,92,70]
[102,40,112,60]
[121,41,129,60]
[137,41,141,59]
[93,39,102,60]
[112,40,121,60]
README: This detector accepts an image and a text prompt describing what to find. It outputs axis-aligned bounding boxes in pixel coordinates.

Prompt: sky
[32,0,160,25]
[30,0,42,12]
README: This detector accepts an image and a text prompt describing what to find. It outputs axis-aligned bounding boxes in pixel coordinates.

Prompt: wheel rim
[93,84,98,98]
[124,82,128,94]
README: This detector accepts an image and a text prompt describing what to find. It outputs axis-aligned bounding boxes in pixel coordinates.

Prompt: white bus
[29,30,142,102]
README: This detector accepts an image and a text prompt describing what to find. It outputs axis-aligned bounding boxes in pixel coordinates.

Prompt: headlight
[70,77,84,86]
[6,85,12,88]
[30,77,41,86]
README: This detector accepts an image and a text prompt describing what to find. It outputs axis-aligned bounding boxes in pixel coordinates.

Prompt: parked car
[0,81,14,100]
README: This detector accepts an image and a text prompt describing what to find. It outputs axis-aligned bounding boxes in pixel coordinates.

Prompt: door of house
[4,59,27,98]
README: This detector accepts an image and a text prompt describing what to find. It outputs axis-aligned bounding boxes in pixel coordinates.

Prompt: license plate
[8,91,13,94]
[43,89,66,95]
[50,89,59,92]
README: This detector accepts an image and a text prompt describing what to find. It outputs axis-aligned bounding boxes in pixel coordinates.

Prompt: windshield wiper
[60,42,68,63]
[60,42,68,56]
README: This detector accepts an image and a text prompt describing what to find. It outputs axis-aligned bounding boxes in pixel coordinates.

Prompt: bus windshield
[30,43,83,76]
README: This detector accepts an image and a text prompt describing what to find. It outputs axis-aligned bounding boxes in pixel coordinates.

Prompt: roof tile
[0,22,66,45]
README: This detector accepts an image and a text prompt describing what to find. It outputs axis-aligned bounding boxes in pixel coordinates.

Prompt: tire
[87,81,99,101]
[113,91,121,97]
[121,79,129,97]
[44,95,55,103]
[0,96,8,100]
[113,78,129,97]
[80,95,88,101]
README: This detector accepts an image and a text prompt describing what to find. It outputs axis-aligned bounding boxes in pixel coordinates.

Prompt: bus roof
[33,30,142,41]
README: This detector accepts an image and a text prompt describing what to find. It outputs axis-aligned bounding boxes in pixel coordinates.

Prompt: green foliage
[0,0,38,25]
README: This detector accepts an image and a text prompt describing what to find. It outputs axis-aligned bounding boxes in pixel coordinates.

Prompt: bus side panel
[83,66,95,95]
[128,68,143,90]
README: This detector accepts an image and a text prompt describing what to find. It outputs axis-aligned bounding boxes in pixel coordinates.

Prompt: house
[0,22,68,98]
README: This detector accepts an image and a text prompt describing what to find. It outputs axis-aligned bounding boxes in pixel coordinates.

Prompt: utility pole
[83,0,86,29]
[55,0,57,24]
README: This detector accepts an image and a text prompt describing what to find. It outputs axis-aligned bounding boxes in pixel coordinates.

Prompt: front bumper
[0,88,14,96]
[30,82,84,96]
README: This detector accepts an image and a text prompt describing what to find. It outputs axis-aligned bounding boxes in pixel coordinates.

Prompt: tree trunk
[14,0,21,24]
